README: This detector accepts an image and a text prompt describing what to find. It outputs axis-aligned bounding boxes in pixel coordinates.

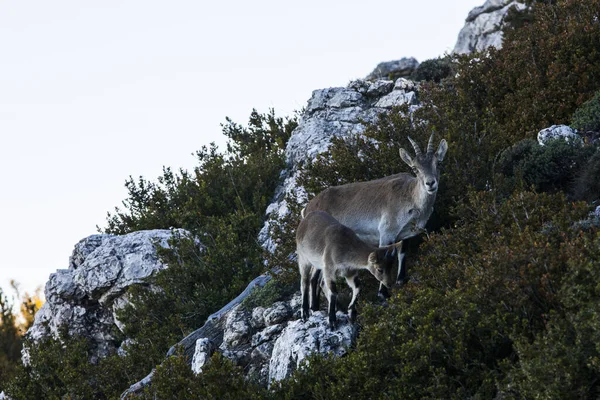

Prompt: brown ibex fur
[296,211,400,329]
[302,132,448,297]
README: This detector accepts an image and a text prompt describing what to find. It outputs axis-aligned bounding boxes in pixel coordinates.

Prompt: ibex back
[302,132,448,297]
[296,210,400,330]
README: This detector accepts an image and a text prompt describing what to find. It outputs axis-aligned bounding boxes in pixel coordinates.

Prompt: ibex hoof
[378,287,391,300]
[396,277,409,287]
[301,310,309,322]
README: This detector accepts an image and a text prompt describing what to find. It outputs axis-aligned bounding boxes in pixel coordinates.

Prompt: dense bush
[573,150,600,203]
[572,90,600,134]
[0,291,20,393]
[271,191,599,399]
[0,286,42,394]
[8,0,600,397]
[104,109,295,234]
[106,109,297,376]
[140,353,264,400]
[461,0,600,137]
[6,333,133,399]
[496,138,596,195]
[5,110,296,399]
[410,56,453,83]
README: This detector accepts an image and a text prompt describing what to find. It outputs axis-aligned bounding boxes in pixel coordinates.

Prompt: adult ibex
[297,211,400,330]
[302,132,448,298]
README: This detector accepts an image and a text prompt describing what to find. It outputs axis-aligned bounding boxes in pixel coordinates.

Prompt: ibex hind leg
[299,259,312,322]
[309,267,322,312]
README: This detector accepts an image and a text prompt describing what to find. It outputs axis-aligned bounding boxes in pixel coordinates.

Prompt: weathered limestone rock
[268,311,356,385]
[221,308,252,349]
[537,125,583,146]
[259,76,420,252]
[26,229,192,361]
[365,57,419,80]
[453,0,527,54]
[263,301,293,326]
[191,338,215,374]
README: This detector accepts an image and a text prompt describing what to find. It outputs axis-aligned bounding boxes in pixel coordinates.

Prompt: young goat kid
[297,211,400,330]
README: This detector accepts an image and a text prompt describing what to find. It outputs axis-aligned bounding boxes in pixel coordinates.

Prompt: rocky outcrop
[259,77,420,252]
[453,0,527,54]
[122,290,356,397]
[268,311,355,385]
[26,229,192,362]
[365,57,419,81]
[122,76,413,396]
[537,125,583,146]
[192,294,355,387]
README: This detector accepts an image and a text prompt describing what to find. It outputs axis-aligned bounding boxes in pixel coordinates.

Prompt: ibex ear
[436,139,448,162]
[399,148,413,167]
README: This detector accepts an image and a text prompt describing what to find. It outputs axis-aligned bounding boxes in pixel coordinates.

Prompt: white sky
[0,0,482,301]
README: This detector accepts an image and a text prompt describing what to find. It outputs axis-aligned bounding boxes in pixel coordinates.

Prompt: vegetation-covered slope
[4,0,600,398]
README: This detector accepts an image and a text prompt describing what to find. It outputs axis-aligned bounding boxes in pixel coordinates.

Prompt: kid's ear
[368,252,378,264]
[399,148,413,166]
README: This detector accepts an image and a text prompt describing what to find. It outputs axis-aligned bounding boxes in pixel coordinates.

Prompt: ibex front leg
[309,267,322,312]
[345,272,360,323]
[377,232,400,300]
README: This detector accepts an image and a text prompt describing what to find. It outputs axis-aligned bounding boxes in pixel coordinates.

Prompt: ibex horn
[427,131,436,154]
[407,136,422,157]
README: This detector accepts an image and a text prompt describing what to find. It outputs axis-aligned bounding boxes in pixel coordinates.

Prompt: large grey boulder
[453,0,527,54]
[191,338,215,374]
[365,57,419,81]
[259,77,420,252]
[537,125,583,146]
[26,229,191,361]
[196,294,355,387]
[268,311,356,386]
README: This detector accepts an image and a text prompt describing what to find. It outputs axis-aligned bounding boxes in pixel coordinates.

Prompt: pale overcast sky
[0,0,482,300]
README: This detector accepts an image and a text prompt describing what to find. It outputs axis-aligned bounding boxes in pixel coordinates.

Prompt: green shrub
[240,278,296,311]
[139,353,264,400]
[106,110,297,385]
[410,56,453,83]
[271,191,598,399]
[462,0,600,138]
[496,138,595,194]
[104,109,296,234]
[573,150,600,202]
[0,291,20,393]
[505,231,600,398]
[5,332,137,400]
[572,90,600,133]
[8,110,296,398]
